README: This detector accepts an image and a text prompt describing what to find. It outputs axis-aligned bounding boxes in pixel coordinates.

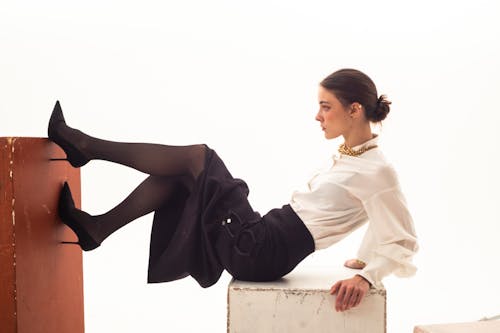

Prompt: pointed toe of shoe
[48,100,66,139]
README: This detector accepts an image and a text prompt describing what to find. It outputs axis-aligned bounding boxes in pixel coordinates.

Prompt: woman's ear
[349,103,363,118]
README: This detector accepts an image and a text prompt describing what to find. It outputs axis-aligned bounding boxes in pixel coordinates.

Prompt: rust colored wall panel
[1,138,17,333]
[0,137,84,333]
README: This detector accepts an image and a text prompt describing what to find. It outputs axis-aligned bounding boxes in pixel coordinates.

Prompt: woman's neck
[342,125,373,148]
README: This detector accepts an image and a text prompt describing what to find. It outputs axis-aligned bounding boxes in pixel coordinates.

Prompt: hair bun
[367,94,391,122]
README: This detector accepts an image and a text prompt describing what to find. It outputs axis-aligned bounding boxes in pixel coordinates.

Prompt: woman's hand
[329,275,370,312]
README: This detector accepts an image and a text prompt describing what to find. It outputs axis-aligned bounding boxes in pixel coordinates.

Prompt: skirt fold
[147,146,314,288]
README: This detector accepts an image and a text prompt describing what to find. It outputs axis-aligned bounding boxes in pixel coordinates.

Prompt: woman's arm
[330,185,417,312]
[357,186,418,288]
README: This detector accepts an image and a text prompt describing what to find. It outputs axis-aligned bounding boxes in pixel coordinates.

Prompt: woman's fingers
[335,284,347,312]
[342,287,361,311]
[329,281,341,295]
[331,276,369,312]
[346,288,358,309]
[353,290,365,307]
[344,259,366,269]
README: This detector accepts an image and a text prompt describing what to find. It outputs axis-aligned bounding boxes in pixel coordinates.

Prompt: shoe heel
[61,240,98,251]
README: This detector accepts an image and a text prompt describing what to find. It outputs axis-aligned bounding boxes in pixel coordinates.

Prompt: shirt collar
[351,134,379,151]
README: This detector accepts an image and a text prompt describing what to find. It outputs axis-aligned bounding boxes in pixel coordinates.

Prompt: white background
[2,1,500,332]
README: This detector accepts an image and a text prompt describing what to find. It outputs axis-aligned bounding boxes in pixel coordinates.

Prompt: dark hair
[320,68,391,122]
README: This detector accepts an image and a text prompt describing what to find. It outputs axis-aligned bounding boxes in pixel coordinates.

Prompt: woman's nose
[315,110,322,122]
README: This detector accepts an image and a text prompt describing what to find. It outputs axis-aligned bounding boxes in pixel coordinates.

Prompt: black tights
[60,124,206,243]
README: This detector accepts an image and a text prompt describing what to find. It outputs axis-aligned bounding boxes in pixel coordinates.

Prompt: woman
[49,68,418,313]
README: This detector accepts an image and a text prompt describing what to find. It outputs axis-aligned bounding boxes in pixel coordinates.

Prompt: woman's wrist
[355,274,372,287]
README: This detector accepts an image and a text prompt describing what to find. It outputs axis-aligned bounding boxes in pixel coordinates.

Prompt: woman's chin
[324,132,339,140]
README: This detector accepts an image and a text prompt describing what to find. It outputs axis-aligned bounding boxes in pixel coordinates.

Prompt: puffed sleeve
[356,186,418,288]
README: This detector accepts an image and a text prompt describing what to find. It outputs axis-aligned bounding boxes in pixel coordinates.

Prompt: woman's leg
[49,102,203,250]
[48,101,206,179]
[96,175,186,240]
[83,139,206,179]
[61,175,187,250]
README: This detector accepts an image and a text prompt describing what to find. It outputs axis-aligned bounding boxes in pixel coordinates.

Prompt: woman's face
[316,86,352,140]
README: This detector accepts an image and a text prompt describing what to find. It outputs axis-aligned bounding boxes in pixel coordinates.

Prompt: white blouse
[289,135,418,288]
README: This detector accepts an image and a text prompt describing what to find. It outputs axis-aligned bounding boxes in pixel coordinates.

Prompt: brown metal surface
[1,138,17,333]
[0,137,84,333]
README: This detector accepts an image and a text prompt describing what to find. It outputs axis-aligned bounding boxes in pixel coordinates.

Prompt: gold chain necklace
[338,143,378,157]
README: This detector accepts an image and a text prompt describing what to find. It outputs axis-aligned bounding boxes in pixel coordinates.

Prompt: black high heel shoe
[48,101,90,168]
[59,182,101,251]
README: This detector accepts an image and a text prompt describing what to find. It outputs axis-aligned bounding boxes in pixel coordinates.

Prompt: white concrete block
[227,267,386,333]
[414,321,500,333]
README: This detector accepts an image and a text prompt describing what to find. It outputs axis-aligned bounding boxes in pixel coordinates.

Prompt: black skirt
[147,146,315,288]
